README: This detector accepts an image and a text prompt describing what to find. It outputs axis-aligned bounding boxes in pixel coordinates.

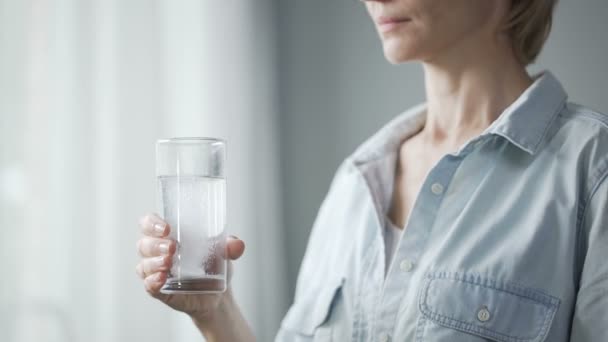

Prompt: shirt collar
[350,70,568,165]
[484,70,567,155]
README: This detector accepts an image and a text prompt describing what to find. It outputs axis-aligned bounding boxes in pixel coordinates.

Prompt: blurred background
[1,0,607,341]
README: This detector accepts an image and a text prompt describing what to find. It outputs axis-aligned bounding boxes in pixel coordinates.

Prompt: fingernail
[153,256,166,267]
[159,243,169,254]
[154,223,166,234]
[229,234,238,239]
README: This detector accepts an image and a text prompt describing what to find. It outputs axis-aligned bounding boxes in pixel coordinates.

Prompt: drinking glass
[156,138,227,293]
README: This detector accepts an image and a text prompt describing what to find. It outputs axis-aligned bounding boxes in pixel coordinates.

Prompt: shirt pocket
[279,277,344,342]
[416,271,560,342]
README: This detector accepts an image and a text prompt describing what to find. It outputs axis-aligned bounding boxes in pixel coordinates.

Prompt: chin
[381,39,421,64]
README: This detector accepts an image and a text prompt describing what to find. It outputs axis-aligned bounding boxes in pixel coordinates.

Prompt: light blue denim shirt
[275,71,608,342]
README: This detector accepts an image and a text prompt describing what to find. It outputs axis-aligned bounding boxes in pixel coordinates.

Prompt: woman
[136,0,608,340]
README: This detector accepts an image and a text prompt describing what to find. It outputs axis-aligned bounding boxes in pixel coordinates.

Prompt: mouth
[376,16,412,33]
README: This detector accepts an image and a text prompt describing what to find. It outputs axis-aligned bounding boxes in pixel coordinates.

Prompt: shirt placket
[371,148,475,342]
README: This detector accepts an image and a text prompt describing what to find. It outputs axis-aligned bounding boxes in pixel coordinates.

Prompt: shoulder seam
[578,159,608,228]
[560,104,608,130]
[575,157,608,289]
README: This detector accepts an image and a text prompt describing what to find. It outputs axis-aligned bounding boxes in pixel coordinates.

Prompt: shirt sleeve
[570,173,608,341]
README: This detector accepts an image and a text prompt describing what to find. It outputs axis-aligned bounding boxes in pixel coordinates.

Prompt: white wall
[0,1,286,341]
[278,0,608,299]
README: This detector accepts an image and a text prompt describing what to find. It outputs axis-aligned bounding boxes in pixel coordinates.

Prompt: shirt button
[477,306,491,322]
[399,259,414,272]
[378,333,390,342]
[431,182,444,195]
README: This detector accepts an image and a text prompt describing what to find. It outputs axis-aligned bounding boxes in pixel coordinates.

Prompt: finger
[144,272,167,295]
[135,262,145,279]
[141,256,172,277]
[226,235,245,260]
[137,237,176,257]
[138,213,170,237]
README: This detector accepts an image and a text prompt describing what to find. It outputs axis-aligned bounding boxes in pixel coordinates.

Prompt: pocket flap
[281,277,344,335]
[419,272,560,342]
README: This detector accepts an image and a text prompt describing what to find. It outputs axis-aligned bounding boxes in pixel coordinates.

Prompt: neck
[421,34,533,149]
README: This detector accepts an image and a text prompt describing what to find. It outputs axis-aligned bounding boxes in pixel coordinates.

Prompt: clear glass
[156,137,227,293]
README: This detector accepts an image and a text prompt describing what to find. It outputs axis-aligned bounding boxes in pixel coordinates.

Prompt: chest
[347,138,579,341]
[281,135,583,342]
[389,143,448,230]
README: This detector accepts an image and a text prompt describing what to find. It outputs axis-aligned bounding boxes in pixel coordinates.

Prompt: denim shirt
[275,71,608,342]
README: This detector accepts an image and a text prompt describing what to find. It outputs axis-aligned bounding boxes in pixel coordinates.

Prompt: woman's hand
[135,213,245,320]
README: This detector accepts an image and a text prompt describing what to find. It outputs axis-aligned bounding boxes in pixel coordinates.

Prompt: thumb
[226,235,245,260]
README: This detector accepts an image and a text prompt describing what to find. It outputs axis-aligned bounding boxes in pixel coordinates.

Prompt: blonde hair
[505,0,558,65]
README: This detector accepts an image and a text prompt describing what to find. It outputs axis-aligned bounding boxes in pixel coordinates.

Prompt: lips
[376,16,411,25]
[376,16,411,33]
